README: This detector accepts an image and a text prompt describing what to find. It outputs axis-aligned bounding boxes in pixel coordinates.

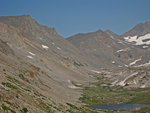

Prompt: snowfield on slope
[42,45,49,49]
[27,55,33,59]
[116,48,130,53]
[28,51,35,56]
[129,58,141,66]
[124,33,150,45]
[118,72,138,86]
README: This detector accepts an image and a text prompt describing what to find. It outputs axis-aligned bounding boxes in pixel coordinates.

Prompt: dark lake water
[87,104,150,110]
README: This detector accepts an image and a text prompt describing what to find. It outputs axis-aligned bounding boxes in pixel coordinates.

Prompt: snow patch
[124,37,129,40]
[125,65,129,67]
[27,56,33,59]
[129,58,141,66]
[118,72,138,86]
[112,61,115,64]
[68,85,80,89]
[67,80,80,89]
[140,85,146,88]
[117,41,123,44]
[42,45,49,49]
[133,80,137,84]
[124,33,150,45]
[56,47,61,50]
[7,42,12,47]
[143,45,149,48]
[68,80,71,83]
[110,36,114,39]
[116,48,130,53]
[91,70,101,74]
[134,60,150,67]
[111,80,118,86]
[28,52,35,56]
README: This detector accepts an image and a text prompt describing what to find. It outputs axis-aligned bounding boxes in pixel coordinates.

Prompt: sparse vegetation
[40,81,51,89]
[18,73,24,78]
[66,103,99,113]
[7,76,20,84]
[2,82,18,89]
[1,104,16,113]
[73,61,84,67]
[22,107,28,113]
[33,90,46,98]
[18,74,29,82]
[37,98,55,113]
[133,107,150,113]
[1,104,8,111]
[79,74,150,112]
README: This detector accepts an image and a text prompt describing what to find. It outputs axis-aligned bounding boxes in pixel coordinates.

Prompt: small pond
[87,104,150,110]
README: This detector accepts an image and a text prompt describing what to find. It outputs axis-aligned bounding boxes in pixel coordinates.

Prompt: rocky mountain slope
[0,15,150,112]
[0,15,97,113]
[67,23,150,89]
[67,29,150,69]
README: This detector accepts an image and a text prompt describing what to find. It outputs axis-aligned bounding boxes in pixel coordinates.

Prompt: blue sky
[0,0,150,38]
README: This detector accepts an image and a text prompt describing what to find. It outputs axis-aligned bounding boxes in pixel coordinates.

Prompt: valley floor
[79,73,150,113]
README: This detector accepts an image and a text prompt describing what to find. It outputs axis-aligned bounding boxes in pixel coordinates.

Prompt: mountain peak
[16,15,33,20]
[0,15,61,38]
[0,14,31,18]
[123,21,150,37]
[105,29,113,33]
[10,15,32,19]
[20,14,31,17]
[0,15,37,28]
[96,29,104,33]
[105,29,119,38]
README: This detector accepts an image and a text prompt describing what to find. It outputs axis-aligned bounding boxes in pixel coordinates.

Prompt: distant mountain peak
[0,14,37,28]
[20,14,31,17]
[123,21,150,37]
[0,15,61,38]
[122,22,150,49]
[11,14,32,19]
[0,14,31,18]
[96,29,103,33]
[105,29,114,34]
[104,29,119,39]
